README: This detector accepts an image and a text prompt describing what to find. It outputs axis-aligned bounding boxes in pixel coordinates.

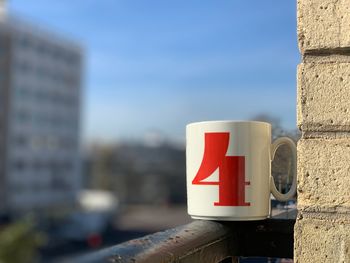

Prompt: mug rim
[186,120,271,128]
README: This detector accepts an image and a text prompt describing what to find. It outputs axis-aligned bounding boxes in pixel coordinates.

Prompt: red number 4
[192,132,250,206]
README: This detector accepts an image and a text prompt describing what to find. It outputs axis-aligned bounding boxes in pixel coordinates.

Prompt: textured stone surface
[298,138,350,210]
[295,215,350,262]
[303,54,350,63]
[297,62,350,131]
[296,1,350,262]
[298,0,350,53]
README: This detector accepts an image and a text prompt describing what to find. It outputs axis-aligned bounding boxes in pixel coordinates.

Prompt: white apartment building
[0,16,83,214]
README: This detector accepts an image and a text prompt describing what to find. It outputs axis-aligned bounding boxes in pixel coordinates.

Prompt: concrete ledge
[66,218,295,263]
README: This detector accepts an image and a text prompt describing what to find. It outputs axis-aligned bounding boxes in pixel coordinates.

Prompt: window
[33,160,43,170]
[14,135,27,147]
[13,160,26,171]
[16,110,30,123]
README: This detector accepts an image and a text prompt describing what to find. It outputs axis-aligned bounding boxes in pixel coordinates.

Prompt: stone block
[297,62,350,131]
[295,215,350,262]
[298,138,350,210]
[298,0,350,53]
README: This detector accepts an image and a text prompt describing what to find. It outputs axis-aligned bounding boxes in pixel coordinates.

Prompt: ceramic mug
[186,121,297,221]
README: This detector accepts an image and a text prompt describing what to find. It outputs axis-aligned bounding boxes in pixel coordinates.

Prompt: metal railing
[64,210,295,263]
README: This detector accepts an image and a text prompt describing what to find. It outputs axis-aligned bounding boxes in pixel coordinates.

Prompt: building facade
[0,17,82,214]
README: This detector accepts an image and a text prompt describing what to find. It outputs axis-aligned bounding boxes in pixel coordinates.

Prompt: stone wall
[295,0,350,261]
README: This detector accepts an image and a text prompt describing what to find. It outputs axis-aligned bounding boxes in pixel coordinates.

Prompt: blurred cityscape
[0,2,298,263]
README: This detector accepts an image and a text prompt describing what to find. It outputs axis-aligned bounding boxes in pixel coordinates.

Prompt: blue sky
[10,0,299,143]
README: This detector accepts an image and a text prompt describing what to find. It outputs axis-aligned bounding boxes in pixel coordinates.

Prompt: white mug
[186,121,297,221]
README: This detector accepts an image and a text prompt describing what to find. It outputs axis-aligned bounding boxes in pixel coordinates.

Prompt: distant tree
[90,146,115,191]
[84,142,187,205]
[0,217,46,263]
[251,114,284,139]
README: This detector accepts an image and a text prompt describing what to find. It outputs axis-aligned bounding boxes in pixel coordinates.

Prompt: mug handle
[270,137,297,202]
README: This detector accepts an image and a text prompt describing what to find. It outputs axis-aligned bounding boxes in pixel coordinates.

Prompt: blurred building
[0,9,83,214]
[84,141,186,205]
